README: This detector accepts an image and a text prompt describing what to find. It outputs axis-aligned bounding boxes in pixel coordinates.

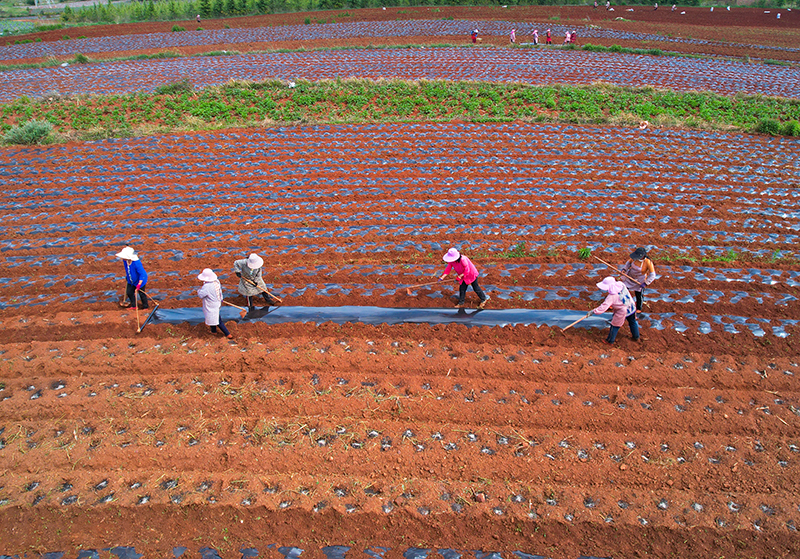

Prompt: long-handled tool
[222,300,248,319]
[136,289,161,334]
[134,296,140,333]
[561,311,593,333]
[592,255,638,284]
[242,277,283,304]
[402,278,455,296]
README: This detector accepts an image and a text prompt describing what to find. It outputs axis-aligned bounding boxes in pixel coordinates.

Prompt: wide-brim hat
[596,276,624,294]
[443,248,460,263]
[630,247,647,260]
[197,268,217,282]
[115,246,139,261]
[247,253,264,269]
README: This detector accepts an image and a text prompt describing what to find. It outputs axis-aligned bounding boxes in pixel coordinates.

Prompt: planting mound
[1,120,799,558]
[3,46,800,103]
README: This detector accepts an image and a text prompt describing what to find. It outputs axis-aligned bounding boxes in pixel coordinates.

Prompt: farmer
[471,28,478,44]
[545,29,552,44]
[620,247,656,312]
[197,268,232,339]
[570,30,577,44]
[564,30,571,44]
[510,28,516,43]
[533,29,539,44]
[233,253,276,309]
[116,246,148,309]
[439,248,490,309]
[593,276,639,344]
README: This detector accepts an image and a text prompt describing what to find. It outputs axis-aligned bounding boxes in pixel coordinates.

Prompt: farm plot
[2,47,800,103]
[1,121,799,557]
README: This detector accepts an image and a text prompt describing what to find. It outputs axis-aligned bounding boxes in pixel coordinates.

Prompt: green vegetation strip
[3,78,799,144]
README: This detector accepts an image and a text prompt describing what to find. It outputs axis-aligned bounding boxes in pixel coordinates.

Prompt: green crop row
[3,79,799,144]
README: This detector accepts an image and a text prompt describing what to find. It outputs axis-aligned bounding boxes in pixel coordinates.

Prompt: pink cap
[596,276,624,294]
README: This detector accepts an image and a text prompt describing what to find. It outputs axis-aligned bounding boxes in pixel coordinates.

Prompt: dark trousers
[607,313,640,342]
[211,323,230,336]
[246,293,274,308]
[633,290,644,311]
[458,280,487,305]
[126,283,148,308]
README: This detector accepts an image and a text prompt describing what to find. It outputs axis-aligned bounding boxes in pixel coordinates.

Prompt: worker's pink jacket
[444,256,479,285]
[593,286,636,326]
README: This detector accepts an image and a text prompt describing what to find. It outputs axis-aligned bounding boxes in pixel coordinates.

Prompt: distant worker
[546,28,552,44]
[439,248,490,309]
[471,28,478,43]
[620,247,656,313]
[116,246,148,309]
[533,29,539,44]
[510,28,516,43]
[196,14,201,23]
[593,276,639,344]
[233,253,276,309]
[197,268,233,339]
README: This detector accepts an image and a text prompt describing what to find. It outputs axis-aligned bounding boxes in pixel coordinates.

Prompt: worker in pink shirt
[439,248,490,309]
[593,276,639,344]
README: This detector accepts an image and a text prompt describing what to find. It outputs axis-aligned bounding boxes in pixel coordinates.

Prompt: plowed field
[1,7,800,559]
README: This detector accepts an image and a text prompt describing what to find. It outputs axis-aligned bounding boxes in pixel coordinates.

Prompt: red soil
[6,5,800,65]
[1,11,800,559]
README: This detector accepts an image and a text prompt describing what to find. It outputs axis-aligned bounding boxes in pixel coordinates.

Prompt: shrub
[61,35,70,40]
[304,17,310,24]
[73,53,89,64]
[172,25,186,32]
[756,118,781,135]
[781,120,800,136]
[155,79,193,94]
[3,120,53,145]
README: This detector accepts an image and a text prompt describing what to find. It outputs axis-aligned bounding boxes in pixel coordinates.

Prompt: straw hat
[247,253,264,269]
[115,246,139,261]
[197,268,218,282]
[443,248,460,263]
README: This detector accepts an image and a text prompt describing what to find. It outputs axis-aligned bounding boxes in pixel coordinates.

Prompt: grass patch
[2,78,799,144]
[3,119,53,145]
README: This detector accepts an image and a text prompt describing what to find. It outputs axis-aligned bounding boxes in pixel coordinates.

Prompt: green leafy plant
[73,53,90,64]
[171,25,186,32]
[578,247,592,260]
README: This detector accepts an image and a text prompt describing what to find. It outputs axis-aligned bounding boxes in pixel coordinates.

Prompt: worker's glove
[235,272,242,278]
[640,282,646,289]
